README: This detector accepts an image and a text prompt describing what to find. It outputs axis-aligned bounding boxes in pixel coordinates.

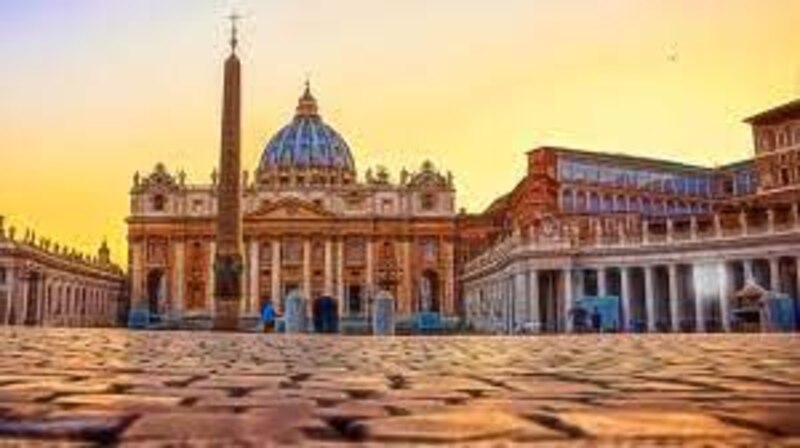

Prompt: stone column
[769,257,780,293]
[528,269,540,331]
[644,265,656,332]
[20,273,29,326]
[271,240,281,310]
[513,269,527,331]
[130,242,144,310]
[324,240,333,296]
[402,239,412,315]
[739,210,748,236]
[337,239,345,317]
[507,276,514,334]
[597,267,607,297]
[693,266,706,333]
[620,266,631,332]
[668,264,680,332]
[174,241,185,316]
[717,262,731,332]
[443,239,455,314]
[248,240,259,315]
[562,268,574,333]
[767,209,775,233]
[207,242,216,316]
[743,259,754,284]
[365,238,374,309]
[302,239,312,301]
[666,219,674,243]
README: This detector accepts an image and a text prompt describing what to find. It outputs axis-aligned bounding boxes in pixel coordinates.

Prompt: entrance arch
[146,269,165,318]
[419,270,440,313]
[312,295,339,333]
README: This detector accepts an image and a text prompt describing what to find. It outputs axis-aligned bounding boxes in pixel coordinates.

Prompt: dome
[259,83,355,173]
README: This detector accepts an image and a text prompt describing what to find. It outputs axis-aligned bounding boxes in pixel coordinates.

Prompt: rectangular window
[345,238,366,266]
[281,240,303,265]
[381,199,393,214]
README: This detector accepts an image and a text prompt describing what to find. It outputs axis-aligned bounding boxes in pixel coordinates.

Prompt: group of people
[258,296,340,334]
[571,306,605,332]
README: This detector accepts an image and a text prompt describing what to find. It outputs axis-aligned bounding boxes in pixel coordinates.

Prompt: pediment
[246,197,336,220]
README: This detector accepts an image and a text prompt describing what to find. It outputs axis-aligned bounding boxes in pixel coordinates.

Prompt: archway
[146,269,165,318]
[419,270,440,313]
[312,295,339,333]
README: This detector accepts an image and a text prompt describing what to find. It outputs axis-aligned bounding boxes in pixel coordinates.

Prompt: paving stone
[0,328,797,444]
[0,412,132,443]
[52,394,185,411]
[714,404,800,437]
[557,410,760,438]
[350,408,564,443]
[121,407,315,443]
[314,400,391,420]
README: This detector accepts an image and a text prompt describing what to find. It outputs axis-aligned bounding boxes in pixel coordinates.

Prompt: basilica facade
[127,85,458,325]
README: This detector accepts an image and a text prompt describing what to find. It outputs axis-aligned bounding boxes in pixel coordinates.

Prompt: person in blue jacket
[261,300,276,333]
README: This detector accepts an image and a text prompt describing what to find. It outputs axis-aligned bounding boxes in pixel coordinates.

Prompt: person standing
[261,300,276,333]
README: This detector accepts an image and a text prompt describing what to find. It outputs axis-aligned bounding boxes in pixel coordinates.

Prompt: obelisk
[213,14,244,330]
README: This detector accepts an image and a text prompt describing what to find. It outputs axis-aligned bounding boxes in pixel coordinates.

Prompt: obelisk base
[213,299,241,331]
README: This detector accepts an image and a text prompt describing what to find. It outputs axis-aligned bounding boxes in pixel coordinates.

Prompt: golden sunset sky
[1,0,799,265]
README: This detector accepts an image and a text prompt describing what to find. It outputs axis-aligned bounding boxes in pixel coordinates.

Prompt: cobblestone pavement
[0,329,798,446]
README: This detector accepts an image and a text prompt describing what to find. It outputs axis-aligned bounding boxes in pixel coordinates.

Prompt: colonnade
[466,254,800,334]
[0,266,121,328]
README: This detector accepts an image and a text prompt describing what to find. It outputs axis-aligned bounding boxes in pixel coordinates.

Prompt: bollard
[284,290,307,334]
[372,290,395,336]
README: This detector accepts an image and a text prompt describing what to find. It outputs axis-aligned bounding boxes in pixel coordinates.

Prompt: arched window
[761,130,776,152]
[576,191,587,211]
[152,194,166,212]
[562,189,574,212]
[642,198,652,215]
[589,192,600,212]
[602,195,613,213]
[420,193,436,211]
[615,195,626,212]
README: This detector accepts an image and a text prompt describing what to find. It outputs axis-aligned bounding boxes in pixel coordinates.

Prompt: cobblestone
[0,328,797,445]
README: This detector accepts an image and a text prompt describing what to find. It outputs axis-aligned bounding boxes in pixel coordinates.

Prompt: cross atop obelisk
[228,12,240,53]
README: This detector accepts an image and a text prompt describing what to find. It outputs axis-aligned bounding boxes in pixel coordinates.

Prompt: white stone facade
[463,211,800,334]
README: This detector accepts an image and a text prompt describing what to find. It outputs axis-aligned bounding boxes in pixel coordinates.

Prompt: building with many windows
[462,99,800,334]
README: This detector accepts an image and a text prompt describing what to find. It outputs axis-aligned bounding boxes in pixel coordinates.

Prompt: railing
[464,215,800,276]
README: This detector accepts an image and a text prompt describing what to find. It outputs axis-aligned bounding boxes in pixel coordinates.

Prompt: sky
[0,0,799,265]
